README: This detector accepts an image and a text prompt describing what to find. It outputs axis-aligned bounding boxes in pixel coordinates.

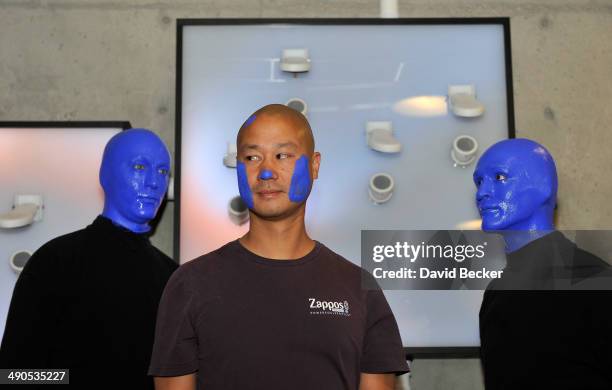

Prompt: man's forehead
[240,141,299,151]
[248,112,302,130]
[237,104,314,153]
[113,142,169,161]
[476,154,510,171]
[239,119,307,143]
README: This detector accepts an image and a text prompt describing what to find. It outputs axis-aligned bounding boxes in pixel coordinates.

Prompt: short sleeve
[148,269,199,377]
[361,283,409,375]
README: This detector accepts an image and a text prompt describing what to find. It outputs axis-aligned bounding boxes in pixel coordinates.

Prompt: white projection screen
[0,122,129,339]
[176,19,514,356]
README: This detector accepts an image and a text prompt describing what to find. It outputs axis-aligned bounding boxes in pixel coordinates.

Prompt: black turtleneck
[0,215,177,388]
[480,231,612,389]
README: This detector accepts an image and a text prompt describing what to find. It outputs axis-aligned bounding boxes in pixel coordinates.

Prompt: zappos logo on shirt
[308,298,351,317]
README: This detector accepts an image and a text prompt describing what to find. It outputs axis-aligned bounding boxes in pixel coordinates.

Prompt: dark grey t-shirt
[148,239,408,389]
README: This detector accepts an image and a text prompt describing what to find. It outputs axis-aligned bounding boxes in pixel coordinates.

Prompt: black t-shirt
[148,239,408,389]
[0,216,177,389]
[480,232,612,389]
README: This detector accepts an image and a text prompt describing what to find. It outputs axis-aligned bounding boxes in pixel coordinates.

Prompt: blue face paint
[237,154,312,209]
[243,114,257,127]
[473,138,557,252]
[100,128,171,233]
[259,169,273,180]
[288,155,312,203]
[237,161,254,209]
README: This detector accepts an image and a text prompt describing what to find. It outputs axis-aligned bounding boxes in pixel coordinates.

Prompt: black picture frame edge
[173,18,517,358]
[177,17,511,26]
[173,20,184,262]
[405,347,481,360]
[0,121,132,129]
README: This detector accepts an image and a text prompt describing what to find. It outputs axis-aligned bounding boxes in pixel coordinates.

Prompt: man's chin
[252,209,286,220]
[251,204,299,220]
[129,209,157,223]
[481,218,507,232]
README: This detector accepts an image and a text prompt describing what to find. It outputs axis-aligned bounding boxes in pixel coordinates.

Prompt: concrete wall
[1,1,610,389]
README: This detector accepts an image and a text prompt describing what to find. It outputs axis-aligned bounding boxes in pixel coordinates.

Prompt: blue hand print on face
[288,155,312,203]
[237,161,254,209]
[473,138,557,234]
[100,128,171,233]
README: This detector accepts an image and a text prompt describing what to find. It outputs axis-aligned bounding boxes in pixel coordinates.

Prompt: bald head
[237,104,315,154]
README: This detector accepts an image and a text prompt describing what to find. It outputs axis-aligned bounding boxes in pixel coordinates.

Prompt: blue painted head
[473,138,557,233]
[99,128,171,233]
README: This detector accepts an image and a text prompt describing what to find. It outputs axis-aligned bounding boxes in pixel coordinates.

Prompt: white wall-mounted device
[280,49,311,73]
[10,250,32,274]
[451,135,479,167]
[0,195,44,229]
[368,173,395,204]
[366,121,401,154]
[223,142,238,168]
[448,85,485,118]
[228,195,249,225]
[286,98,308,116]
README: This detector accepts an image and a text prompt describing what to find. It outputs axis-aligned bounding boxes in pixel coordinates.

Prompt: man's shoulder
[316,243,366,276]
[19,228,89,278]
[171,241,238,280]
[38,228,89,251]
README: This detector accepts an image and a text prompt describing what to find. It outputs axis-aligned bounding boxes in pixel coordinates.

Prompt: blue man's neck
[102,205,151,234]
[500,206,555,253]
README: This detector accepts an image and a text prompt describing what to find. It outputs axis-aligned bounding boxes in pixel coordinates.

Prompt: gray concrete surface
[1,1,610,389]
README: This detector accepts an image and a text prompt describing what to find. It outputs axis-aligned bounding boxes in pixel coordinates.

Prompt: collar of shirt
[87,214,152,252]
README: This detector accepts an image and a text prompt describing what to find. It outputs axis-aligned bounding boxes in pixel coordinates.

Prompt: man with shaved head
[149,104,408,390]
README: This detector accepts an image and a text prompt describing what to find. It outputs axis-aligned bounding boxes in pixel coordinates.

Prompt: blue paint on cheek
[288,155,312,203]
[237,161,254,209]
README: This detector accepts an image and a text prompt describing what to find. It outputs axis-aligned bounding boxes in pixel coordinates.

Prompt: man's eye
[134,164,145,170]
[496,173,507,181]
[158,168,169,175]
[246,156,260,162]
[277,153,291,159]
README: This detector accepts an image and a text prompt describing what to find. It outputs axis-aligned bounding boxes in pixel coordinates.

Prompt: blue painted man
[0,128,178,390]
[474,138,557,253]
[474,138,612,389]
[149,105,409,390]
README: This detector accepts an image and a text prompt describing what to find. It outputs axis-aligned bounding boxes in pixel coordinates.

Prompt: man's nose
[259,168,274,180]
[145,170,159,189]
[476,177,493,203]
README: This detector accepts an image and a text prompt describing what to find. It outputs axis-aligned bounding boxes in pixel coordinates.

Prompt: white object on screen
[451,135,479,167]
[368,173,395,204]
[10,250,32,274]
[366,121,401,154]
[228,196,249,225]
[286,98,308,116]
[0,194,44,229]
[280,49,311,73]
[448,85,485,118]
[223,142,238,168]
